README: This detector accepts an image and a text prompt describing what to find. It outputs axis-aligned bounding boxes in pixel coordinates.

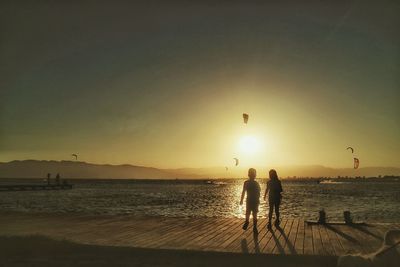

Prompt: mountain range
[0,160,399,179]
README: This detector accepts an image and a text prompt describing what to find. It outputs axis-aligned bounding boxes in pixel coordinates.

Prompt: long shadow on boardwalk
[240,233,262,254]
[241,238,249,253]
[350,225,383,241]
[325,225,359,244]
[271,227,285,254]
[277,227,297,255]
[253,232,260,254]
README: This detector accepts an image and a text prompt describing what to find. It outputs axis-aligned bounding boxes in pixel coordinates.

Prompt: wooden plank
[255,220,274,253]
[312,224,325,255]
[219,220,249,252]
[231,218,264,253]
[282,217,298,255]
[2,212,400,257]
[207,219,248,252]
[263,218,288,254]
[303,222,314,255]
[153,218,215,248]
[185,218,234,250]
[272,218,293,254]
[294,219,305,255]
[329,224,360,254]
[101,219,184,246]
[318,225,335,255]
[127,218,198,248]
[324,224,345,256]
[346,225,378,254]
[109,218,180,246]
[247,218,268,253]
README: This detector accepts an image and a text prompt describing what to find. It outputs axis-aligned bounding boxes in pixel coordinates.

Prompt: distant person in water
[46,173,51,185]
[56,173,60,185]
[264,169,283,229]
[240,168,261,233]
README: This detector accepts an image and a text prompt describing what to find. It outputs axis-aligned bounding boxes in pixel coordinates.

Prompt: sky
[1,1,399,169]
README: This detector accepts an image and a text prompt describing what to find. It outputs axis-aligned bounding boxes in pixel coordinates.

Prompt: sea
[1,179,399,222]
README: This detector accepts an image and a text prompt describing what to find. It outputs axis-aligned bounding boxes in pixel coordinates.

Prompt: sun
[238,135,261,155]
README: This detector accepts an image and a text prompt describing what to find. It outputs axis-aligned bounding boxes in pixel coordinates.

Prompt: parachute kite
[233,158,239,166]
[72,154,78,161]
[347,147,354,153]
[243,113,249,124]
[353,158,359,169]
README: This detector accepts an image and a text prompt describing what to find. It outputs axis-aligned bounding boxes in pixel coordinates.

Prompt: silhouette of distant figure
[240,168,261,233]
[47,173,51,185]
[264,169,283,229]
[56,173,60,185]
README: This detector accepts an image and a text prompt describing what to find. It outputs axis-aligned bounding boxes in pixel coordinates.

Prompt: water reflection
[0,180,399,222]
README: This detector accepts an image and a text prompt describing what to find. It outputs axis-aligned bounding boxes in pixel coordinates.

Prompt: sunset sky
[1,1,399,169]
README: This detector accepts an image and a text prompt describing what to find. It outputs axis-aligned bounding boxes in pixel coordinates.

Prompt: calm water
[1,179,399,222]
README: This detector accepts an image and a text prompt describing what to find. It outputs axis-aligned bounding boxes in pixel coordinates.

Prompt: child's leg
[275,203,280,222]
[245,208,251,223]
[268,202,274,223]
[242,207,250,230]
[253,210,258,227]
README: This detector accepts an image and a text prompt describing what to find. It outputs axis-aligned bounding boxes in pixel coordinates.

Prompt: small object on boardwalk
[306,210,365,225]
[344,211,352,224]
[318,210,326,224]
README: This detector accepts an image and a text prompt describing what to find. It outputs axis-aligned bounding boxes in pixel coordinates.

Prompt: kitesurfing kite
[347,147,359,169]
[72,154,78,161]
[233,158,239,166]
[243,113,249,124]
[225,167,228,171]
[353,158,359,169]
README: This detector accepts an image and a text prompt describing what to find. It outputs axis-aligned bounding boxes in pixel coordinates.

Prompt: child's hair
[269,169,278,180]
[248,168,256,179]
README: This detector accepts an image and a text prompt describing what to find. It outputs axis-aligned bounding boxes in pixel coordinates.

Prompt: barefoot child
[264,169,283,229]
[240,168,261,233]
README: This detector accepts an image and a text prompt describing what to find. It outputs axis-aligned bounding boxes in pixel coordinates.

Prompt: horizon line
[1,159,399,170]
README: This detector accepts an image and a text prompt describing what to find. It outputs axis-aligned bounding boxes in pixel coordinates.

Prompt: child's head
[269,169,278,180]
[248,168,256,180]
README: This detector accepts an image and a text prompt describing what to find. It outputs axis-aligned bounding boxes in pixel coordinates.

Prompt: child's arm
[264,183,269,201]
[240,182,246,205]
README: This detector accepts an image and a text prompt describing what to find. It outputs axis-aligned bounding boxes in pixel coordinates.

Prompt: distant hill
[0,160,193,179]
[0,160,399,179]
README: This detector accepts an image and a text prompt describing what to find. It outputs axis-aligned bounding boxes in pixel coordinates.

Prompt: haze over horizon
[1,159,399,179]
[1,1,399,169]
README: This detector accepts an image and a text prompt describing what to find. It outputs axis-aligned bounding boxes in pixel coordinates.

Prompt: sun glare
[238,135,261,155]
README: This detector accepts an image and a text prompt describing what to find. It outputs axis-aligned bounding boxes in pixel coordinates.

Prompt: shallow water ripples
[0,181,399,222]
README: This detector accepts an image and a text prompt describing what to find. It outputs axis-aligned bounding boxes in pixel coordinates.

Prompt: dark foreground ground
[0,235,337,267]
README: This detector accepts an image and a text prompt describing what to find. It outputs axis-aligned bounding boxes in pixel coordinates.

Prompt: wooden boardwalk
[1,213,398,256]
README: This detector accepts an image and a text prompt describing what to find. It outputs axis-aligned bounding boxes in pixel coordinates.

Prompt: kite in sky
[243,113,249,124]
